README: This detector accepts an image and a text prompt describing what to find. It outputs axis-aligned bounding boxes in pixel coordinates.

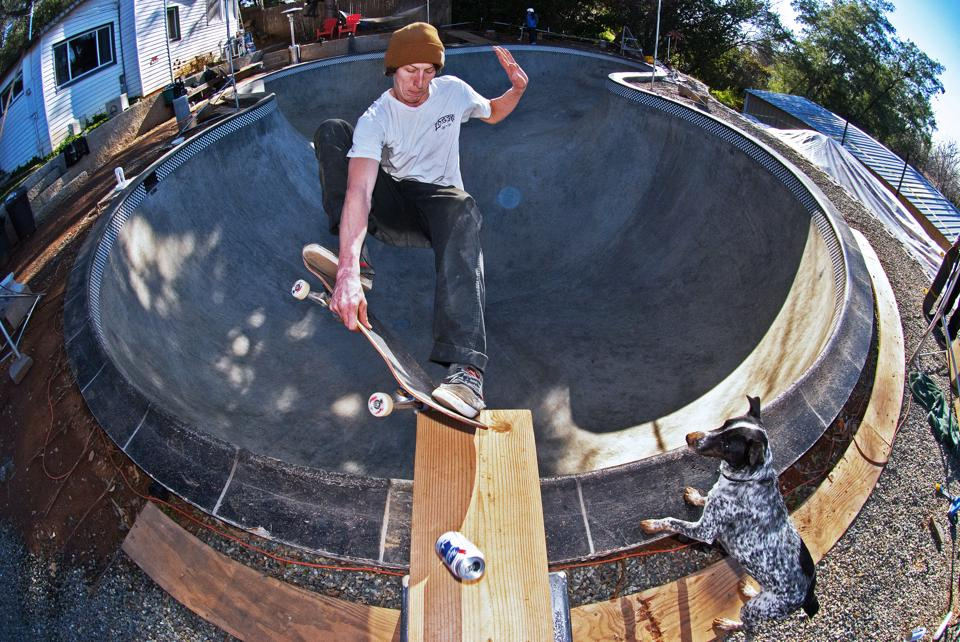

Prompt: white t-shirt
[347,75,492,190]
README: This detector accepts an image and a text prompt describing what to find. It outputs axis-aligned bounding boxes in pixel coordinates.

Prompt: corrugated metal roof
[745,88,960,241]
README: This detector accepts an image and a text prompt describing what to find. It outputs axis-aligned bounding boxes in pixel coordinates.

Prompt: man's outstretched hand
[493,46,528,92]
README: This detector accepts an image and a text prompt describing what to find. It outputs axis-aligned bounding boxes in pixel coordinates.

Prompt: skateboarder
[312,23,528,419]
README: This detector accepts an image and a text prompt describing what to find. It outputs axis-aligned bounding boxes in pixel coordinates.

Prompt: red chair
[340,14,361,37]
[316,17,338,41]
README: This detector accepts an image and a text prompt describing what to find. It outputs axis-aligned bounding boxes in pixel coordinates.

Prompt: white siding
[136,0,174,96]
[119,0,143,97]
[29,46,52,158]
[41,0,126,147]
[168,0,232,77]
[138,0,235,97]
[0,49,51,173]
[1,0,243,170]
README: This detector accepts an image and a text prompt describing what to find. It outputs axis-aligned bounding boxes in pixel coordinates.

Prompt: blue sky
[773,0,960,146]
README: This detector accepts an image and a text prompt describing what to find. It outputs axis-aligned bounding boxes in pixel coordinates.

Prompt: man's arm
[330,156,379,331]
[481,46,528,125]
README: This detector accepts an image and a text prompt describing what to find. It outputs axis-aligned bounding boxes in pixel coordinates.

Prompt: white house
[0,0,240,174]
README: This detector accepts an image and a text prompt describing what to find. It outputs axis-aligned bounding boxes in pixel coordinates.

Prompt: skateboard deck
[295,248,490,430]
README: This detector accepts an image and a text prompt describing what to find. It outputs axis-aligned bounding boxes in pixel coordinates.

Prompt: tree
[770,0,944,161]
[635,0,790,90]
[0,0,31,22]
[1,0,75,80]
[922,142,960,207]
[454,0,791,94]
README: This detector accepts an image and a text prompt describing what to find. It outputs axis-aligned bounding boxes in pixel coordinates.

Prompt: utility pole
[841,68,912,147]
[650,0,661,88]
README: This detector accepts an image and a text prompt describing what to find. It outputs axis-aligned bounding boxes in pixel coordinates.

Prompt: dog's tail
[799,539,820,618]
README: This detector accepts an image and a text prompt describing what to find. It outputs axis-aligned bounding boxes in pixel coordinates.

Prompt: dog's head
[685,396,770,472]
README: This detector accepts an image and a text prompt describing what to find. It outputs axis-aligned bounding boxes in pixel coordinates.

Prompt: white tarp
[751,125,943,281]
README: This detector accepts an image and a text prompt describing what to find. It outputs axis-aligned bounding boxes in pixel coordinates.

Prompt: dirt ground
[0,122,179,575]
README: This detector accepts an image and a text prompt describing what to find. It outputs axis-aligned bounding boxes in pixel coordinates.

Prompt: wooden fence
[244,0,442,44]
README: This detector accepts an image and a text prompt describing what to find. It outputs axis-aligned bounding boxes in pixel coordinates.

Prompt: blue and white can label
[435,531,485,581]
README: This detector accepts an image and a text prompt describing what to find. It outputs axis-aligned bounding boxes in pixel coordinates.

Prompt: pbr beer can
[435,531,485,581]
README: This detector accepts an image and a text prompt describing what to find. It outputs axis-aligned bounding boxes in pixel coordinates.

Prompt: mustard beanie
[384,22,445,74]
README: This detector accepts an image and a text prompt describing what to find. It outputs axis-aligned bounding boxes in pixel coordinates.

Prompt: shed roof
[745,88,960,241]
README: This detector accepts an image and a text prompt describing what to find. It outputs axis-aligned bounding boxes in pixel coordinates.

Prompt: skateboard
[924,235,960,337]
[292,245,490,430]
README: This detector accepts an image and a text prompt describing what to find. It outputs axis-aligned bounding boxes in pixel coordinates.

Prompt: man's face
[392,63,437,107]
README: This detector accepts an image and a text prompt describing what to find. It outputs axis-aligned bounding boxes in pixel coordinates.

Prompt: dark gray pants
[314,119,488,371]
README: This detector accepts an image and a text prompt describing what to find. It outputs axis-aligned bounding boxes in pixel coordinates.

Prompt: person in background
[525,8,539,45]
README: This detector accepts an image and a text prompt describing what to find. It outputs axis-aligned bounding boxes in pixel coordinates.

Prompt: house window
[167,6,182,41]
[53,24,115,87]
[0,70,24,115]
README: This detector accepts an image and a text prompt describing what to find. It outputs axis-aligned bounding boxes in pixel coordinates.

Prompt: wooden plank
[573,559,745,641]
[948,335,960,428]
[407,410,552,641]
[122,502,401,642]
[571,230,905,640]
[792,232,904,558]
[407,414,476,641]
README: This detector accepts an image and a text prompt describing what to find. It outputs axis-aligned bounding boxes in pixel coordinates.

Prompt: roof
[745,88,960,241]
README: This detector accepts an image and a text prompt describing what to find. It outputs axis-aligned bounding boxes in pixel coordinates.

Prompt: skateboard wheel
[368,392,394,417]
[291,279,310,300]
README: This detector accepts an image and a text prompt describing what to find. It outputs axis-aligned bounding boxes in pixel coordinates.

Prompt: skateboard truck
[368,389,423,417]
[291,279,330,306]
[292,279,343,321]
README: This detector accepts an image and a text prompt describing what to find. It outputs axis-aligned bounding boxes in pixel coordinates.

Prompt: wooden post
[406,410,552,641]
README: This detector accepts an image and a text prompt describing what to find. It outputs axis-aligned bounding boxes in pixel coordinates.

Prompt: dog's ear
[748,437,766,468]
[747,396,761,421]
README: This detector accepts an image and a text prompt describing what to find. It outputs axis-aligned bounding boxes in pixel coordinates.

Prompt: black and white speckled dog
[640,396,819,632]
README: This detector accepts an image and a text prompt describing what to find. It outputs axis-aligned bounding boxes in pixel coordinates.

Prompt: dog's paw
[712,617,744,632]
[640,519,663,534]
[683,487,706,506]
[738,578,759,599]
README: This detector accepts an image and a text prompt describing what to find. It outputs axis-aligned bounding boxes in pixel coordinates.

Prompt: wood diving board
[406,409,554,641]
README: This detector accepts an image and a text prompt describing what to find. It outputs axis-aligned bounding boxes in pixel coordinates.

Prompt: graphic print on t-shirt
[434,114,456,132]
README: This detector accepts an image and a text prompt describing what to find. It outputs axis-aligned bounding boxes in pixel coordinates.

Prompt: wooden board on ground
[570,230,905,640]
[122,502,400,641]
[948,335,960,429]
[791,230,905,558]
[406,410,552,641]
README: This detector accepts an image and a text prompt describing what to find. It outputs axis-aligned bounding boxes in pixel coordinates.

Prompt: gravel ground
[0,522,228,640]
[3,72,960,640]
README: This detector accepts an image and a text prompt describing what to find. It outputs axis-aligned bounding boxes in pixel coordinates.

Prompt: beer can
[435,531,485,581]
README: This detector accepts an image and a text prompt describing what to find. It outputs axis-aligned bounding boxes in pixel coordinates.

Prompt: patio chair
[1,272,43,383]
[316,17,338,41]
[340,13,361,38]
